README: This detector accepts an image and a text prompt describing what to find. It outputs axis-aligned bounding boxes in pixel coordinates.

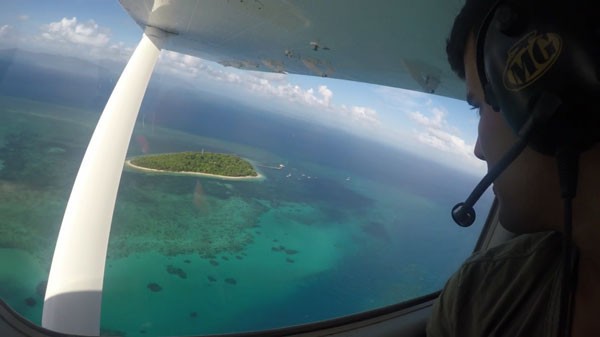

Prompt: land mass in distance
[126,151,261,180]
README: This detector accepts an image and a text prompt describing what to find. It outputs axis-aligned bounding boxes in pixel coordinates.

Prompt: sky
[0,0,485,176]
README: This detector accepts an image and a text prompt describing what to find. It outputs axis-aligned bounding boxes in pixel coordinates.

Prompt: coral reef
[147,283,162,292]
[224,278,237,285]
[36,280,47,297]
[271,245,299,255]
[166,265,187,279]
[107,195,267,260]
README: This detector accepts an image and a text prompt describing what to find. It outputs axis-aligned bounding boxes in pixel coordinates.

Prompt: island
[125,151,262,180]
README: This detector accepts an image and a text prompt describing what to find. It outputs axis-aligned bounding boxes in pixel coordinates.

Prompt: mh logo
[503,31,562,91]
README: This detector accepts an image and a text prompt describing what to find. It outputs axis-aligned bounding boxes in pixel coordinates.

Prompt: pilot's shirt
[427,231,564,337]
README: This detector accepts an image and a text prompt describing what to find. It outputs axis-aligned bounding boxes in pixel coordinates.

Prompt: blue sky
[0,0,485,175]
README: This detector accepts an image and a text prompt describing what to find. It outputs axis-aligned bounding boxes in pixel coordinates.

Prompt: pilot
[427,0,600,336]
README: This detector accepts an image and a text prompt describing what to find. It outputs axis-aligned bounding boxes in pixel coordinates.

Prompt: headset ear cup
[495,3,528,37]
[484,83,501,112]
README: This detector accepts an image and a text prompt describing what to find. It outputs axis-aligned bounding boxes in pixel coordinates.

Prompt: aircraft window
[0,1,494,336]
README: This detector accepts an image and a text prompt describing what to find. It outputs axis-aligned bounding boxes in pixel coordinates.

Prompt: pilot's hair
[446,0,497,80]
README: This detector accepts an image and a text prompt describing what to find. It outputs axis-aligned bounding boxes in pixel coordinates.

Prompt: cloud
[154,51,381,129]
[41,17,110,47]
[407,104,483,173]
[409,107,445,128]
[108,41,134,59]
[415,127,471,154]
[248,81,380,127]
[340,105,380,127]
[375,85,433,111]
[18,15,29,21]
[157,50,234,82]
[318,85,332,106]
[30,17,134,63]
[0,25,12,38]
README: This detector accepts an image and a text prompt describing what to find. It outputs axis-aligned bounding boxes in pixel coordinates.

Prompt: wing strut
[41,27,168,336]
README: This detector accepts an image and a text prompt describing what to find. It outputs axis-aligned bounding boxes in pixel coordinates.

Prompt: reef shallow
[107,192,268,260]
[147,283,162,292]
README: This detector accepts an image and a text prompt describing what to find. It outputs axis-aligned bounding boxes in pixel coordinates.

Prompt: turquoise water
[0,95,490,336]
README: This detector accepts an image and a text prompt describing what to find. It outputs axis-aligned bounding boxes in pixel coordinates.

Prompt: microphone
[452,136,529,227]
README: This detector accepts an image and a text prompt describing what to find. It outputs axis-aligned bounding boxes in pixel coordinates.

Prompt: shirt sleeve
[426,270,461,337]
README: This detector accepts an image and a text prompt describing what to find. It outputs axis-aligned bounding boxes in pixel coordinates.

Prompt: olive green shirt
[427,231,564,337]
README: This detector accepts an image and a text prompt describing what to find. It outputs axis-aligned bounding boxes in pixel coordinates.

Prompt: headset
[450,0,600,336]
[452,0,600,227]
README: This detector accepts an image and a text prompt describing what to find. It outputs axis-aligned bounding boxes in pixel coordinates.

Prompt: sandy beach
[124,159,264,181]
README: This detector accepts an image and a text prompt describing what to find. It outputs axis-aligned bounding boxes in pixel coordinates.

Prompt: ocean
[0,87,492,336]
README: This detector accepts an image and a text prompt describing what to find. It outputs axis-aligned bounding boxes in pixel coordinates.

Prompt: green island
[128,151,259,178]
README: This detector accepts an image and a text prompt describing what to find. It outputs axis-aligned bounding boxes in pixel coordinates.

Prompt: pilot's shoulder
[464,230,562,266]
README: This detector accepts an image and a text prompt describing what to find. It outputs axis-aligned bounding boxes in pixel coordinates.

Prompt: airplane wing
[118,0,465,100]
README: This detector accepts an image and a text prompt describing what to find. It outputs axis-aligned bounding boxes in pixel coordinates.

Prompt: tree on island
[130,152,258,177]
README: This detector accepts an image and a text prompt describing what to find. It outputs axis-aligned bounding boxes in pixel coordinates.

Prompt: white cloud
[41,17,110,47]
[375,85,432,111]
[108,41,134,59]
[157,51,230,81]
[156,49,381,132]
[409,107,446,128]
[157,50,381,136]
[415,127,470,154]
[318,85,332,106]
[407,105,484,173]
[156,52,381,129]
[18,15,29,21]
[0,25,13,38]
[29,17,134,63]
[246,80,380,127]
[340,105,380,127]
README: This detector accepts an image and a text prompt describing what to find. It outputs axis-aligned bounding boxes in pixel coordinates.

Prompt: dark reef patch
[210,260,219,266]
[207,275,217,282]
[272,245,299,255]
[166,265,187,279]
[36,280,47,297]
[147,283,162,292]
[224,278,237,285]
[24,297,36,307]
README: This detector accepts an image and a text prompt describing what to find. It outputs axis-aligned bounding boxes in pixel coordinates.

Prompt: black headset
[452,0,600,227]
[452,2,600,336]
[477,0,600,155]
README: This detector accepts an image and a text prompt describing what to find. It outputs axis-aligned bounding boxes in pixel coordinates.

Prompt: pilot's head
[447,0,600,235]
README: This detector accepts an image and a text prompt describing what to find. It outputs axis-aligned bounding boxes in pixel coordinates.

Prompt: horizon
[0,1,485,176]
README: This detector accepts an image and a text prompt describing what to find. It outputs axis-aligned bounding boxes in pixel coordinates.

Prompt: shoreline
[124,159,265,181]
